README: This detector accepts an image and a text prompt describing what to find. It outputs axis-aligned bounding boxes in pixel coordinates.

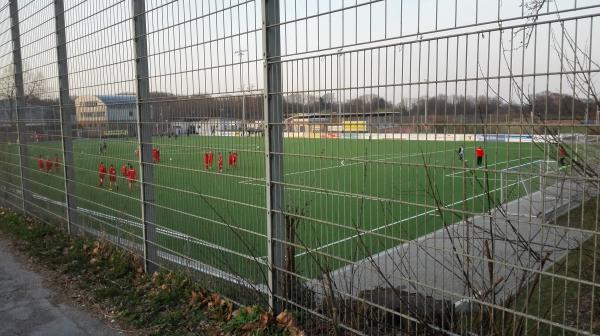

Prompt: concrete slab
[308,179,594,306]
[0,238,120,336]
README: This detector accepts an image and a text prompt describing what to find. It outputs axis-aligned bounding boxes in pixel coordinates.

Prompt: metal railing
[0,0,598,334]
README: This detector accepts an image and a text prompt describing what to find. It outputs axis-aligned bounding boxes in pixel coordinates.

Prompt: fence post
[54,0,78,234]
[131,0,157,273]
[262,0,285,312]
[8,0,30,214]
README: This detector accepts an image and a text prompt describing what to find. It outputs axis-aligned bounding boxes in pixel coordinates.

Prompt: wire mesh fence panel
[141,0,269,302]
[0,0,597,335]
[15,0,68,229]
[271,0,600,335]
[62,0,144,253]
[0,3,22,212]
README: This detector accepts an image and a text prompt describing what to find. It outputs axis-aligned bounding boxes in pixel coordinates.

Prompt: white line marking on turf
[26,191,268,260]
[239,147,469,185]
[444,157,533,177]
[295,174,538,258]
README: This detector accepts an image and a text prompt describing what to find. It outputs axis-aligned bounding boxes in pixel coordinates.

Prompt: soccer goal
[498,160,565,204]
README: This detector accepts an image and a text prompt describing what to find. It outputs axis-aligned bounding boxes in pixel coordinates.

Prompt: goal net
[498,160,565,205]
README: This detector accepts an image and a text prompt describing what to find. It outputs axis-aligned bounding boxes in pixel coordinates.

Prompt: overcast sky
[2,0,600,107]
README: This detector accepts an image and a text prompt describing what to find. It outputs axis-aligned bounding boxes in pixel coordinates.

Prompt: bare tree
[0,63,46,122]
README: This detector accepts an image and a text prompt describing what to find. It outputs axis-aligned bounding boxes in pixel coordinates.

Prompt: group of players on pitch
[456,146,486,166]
[97,162,138,192]
[456,144,569,166]
[203,151,238,172]
[37,155,61,174]
[98,146,163,192]
[94,147,240,194]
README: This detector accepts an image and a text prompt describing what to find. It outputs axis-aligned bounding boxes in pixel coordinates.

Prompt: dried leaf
[241,322,257,331]
[210,293,221,304]
[259,312,272,327]
[288,326,305,336]
[224,301,234,320]
[189,290,200,306]
[276,310,292,325]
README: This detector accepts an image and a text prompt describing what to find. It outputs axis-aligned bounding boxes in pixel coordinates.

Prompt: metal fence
[0,0,599,334]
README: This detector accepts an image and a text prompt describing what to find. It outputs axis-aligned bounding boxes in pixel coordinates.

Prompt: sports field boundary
[305,176,594,307]
[8,188,270,295]
[294,160,543,258]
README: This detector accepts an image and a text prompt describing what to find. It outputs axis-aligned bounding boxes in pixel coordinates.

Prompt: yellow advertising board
[103,129,128,137]
[343,120,366,132]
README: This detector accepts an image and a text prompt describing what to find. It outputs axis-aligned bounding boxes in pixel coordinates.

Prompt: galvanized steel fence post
[262,0,285,312]
[131,0,157,273]
[54,0,78,234]
[8,0,30,214]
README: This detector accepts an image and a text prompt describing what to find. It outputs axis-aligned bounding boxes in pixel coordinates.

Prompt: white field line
[73,218,269,293]
[500,159,548,172]
[239,146,469,185]
[157,144,261,156]
[26,191,268,260]
[444,157,533,177]
[295,173,537,258]
[157,250,269,294]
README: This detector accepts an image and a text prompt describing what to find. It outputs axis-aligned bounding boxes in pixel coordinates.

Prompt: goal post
[499,160,563,204]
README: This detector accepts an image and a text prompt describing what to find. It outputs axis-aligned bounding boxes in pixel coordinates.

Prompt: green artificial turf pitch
[0,136,556,282]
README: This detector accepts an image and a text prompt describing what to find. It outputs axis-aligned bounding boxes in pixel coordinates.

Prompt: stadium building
[75,95,137,138]
[284,111,398,137]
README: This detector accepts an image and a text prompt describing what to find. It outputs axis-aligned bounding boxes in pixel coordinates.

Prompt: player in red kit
[209,151,214,169]
[228,152,233,169]
[152,147,161,163]
[218,152,223,172]
[98,162,107,187]
[232,151,238,168]
[108,164,117,191]
[204,152,209,170]
[37,155,44,171]
[121,163,128,179]
[45,158,53,173]
[475,146,485,167]
[558,145,568,166]
[127,164,137,191]
[54,157,60,173]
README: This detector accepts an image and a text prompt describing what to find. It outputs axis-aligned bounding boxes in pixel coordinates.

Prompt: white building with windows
[74,95,137,137]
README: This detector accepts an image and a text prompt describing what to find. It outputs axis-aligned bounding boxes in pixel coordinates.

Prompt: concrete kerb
[305,178,594,311]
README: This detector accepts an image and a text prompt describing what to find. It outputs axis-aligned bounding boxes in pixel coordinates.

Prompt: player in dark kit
[457,146,464,161]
